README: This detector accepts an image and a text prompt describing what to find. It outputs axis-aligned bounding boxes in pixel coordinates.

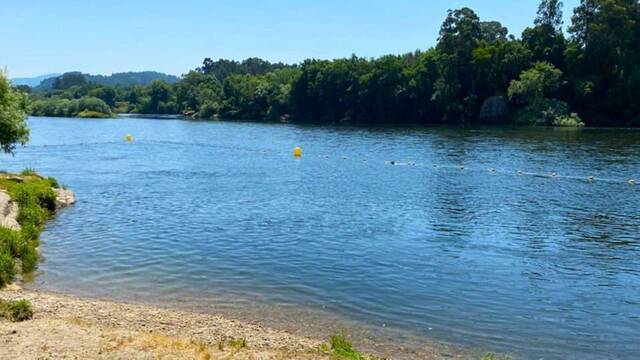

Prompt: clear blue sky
[2,0,579,78]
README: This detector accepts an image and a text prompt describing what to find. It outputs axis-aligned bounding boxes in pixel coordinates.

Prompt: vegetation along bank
[16,0,640,127]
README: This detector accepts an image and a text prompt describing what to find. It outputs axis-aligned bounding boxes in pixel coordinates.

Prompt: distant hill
[11,73,60,87]
[34,71,180,90]
[88,71,180,87]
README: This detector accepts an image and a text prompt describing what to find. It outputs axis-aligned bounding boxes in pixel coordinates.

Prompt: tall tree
[535,0,564,32]
[0,72,29,153]
[567,0,640,122]
[435,8,483,120]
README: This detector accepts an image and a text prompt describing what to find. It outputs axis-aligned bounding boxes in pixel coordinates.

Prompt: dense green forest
[20,0,640,127]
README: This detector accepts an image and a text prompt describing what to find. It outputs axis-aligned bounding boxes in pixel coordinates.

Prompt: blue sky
[2,0,579,78]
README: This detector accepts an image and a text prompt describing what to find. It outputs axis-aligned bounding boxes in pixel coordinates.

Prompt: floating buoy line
[382,160,637,186]
[25,139,638,186]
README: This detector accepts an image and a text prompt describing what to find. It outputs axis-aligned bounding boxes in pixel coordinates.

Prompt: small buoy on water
[125,134,133,142]
[390,161,396,165]
[629,179,637,186]
[293,146,302,157]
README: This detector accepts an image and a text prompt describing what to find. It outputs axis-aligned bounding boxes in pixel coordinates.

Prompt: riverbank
[0,287,335,359]
[0,287,487,359]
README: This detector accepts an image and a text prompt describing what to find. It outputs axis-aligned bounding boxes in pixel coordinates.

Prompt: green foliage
[0,251,16,286]
[198,102,218,119]
[508,62,562,104]
[0,71,30,154]
[0,298,34,322]
[509,62,584,126]
[0,172,60,286]
[24,0,640,126]
[47,177,60,189]
[228,338,247,350]
[568,0,640,123]
[31,96,112,118]
[553,112,585,127]
[52,72,87,90]
[329,332,366,360]
[20,168,38,176]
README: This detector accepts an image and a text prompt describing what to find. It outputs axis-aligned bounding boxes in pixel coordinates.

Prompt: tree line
[21,0,640,127]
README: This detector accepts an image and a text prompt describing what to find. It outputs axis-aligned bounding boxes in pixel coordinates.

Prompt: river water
[3,116,639,359]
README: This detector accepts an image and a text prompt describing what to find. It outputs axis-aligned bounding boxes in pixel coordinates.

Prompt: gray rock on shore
[53,188,76,208]
[0,187,76,232]
[0,190,21,231]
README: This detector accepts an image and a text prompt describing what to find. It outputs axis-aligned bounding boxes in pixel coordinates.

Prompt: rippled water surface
[3,117,640,359]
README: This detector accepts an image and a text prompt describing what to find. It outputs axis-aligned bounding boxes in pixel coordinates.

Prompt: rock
[53,188,76,208]
[0,190,21,231]
[479,96,509,120]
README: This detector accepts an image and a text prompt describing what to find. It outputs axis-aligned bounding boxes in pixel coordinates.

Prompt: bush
[553,113,585,127]
[199,102,218,119]
[76,110,111,118]
[0,172,61,287]
[47,177,60,189]
[0,251,16,286]
[20,168,38,177]
[513,98,582,127]
[329,332,365,360]
[0,298,33,322]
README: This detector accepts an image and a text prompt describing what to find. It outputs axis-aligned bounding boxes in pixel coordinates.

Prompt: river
[3,116,639,359]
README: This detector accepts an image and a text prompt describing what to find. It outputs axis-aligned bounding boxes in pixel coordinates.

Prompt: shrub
[76,110,111,118]
[0,251,16,286]
[228,338,247,350]
[553,113,585,127]
[20,168,38,177]
[0,298,34,322]
[0,172,61,287]
[199,102,218,119]
[47,177,60,189]
[330,332,365,360]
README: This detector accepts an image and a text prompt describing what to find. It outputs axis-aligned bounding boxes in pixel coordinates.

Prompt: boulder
[0,191,21,231]
[479,96,509,120]
[53,188,76,208]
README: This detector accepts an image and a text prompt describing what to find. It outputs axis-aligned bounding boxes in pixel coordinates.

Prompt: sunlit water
[3,116,639,359]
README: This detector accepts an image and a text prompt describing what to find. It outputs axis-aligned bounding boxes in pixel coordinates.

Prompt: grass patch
[0,298,34,322]
[0,171,60,287]
[228,338,247,350]
[330,331,368,360]
[20,168,38,177]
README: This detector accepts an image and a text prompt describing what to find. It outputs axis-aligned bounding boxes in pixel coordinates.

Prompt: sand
[0,286,331,359]
[0,286,477,359]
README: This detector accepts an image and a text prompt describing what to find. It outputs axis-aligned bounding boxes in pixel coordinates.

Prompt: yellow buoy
[125,134,133,142]
[293,146,302,157]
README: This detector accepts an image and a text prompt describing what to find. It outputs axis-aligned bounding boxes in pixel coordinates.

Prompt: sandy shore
[0,286,477,359]
[0,286,332,359]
